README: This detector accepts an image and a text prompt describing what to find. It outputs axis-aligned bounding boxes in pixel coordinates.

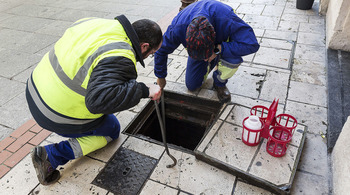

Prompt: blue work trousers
[185,56,226,91]
[45,114,120,169]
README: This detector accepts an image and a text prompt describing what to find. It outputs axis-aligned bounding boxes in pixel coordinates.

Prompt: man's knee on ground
[185,76,204,91]
[103,114,121,140]
[111,121,121,140]
[185,81,202,91]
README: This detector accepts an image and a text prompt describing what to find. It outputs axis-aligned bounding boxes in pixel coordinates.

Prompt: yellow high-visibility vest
[32,18,137,120]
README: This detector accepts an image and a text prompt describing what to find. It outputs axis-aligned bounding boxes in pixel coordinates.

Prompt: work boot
[213,84,231,103]
[31,146,60,185]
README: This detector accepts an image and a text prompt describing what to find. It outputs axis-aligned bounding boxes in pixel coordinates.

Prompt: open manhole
[124,91,223,151]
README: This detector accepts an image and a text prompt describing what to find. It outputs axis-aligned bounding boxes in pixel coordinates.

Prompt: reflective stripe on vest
[49,42,135,96]
[71,17,96,28]
[32,18,137,120]
[27,77,95,125]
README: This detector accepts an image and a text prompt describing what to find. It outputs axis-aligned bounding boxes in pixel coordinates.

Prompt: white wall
[319,0,330,15]
[332,116,350,195]
[326,0,350,51]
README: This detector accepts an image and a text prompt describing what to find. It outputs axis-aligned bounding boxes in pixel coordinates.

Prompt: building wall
[319,0,329,15]
[332,116,350,194]
[326,0,350,52]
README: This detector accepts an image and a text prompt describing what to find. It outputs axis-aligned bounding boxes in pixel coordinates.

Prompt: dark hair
[132,19,162,49]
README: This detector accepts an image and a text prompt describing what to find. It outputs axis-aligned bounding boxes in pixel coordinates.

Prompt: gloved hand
[146,83,161,101]
[157,78,166,89]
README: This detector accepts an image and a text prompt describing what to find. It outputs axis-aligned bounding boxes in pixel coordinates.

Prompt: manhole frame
[122,90,224,153]
[194,104,307,195]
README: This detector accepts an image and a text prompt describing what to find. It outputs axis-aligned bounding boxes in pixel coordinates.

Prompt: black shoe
[31,146,60,185]
[213,84,231,103]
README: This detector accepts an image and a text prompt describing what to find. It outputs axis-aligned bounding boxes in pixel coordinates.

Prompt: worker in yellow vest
[26,15,163,185]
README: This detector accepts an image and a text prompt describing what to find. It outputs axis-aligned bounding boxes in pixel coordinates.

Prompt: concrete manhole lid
[195,104,307,195]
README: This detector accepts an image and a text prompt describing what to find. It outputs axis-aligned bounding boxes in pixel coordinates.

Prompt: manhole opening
[124,91,223,151]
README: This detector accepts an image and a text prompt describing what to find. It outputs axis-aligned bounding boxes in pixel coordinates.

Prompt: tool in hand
[154,92,177,168]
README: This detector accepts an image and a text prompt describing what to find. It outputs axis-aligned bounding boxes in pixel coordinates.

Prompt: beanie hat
[186,16,216,60]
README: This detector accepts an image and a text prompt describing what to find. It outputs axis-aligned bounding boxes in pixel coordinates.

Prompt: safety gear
[44,114,120,168]
[215,59,241,83]
[31,146,60,185]
[213,84,231,103]
[185,55,219,91]
[27,16,148,134]
[32,17,136,121]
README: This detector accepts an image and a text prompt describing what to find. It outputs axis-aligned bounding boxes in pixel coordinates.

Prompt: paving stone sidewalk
[0,0,330,194]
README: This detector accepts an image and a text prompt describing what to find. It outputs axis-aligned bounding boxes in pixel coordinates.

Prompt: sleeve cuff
[139,82,149,98]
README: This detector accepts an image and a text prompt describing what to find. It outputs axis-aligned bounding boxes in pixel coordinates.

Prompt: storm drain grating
[92,147,158,195]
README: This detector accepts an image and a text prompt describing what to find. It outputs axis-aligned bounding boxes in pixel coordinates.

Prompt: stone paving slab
[0,28,59,54]
[150,148,236,194]
[0,0,330,194]
[245,62,291,74]
[0,77,25,105]
[243,15,280,30]
[0,15,53,32]
[291,58,327,86]
[262,5,284,17]
[6,4,65,18]
[285,100,328,135]
[33,155,107,194]
[226,66,266,98]
[288,81,327,107]
[260,38,294,50]
[260,70,290,104]
[264,30,297,41]
[195,104,307,194]
[295,44,326,62]
[253,47,292,69]
[0,49,42,78]
[0,93,32,130]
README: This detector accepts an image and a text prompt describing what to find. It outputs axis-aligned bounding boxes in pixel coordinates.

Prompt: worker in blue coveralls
[154,0,260,103]
[26,15,162,185]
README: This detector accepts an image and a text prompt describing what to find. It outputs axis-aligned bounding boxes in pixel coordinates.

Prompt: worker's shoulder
[201,0,233,9]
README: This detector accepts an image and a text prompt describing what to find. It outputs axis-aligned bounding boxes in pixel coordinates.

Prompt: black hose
[154,96,177,168]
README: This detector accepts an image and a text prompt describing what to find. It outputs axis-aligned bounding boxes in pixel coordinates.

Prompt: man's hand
[146,83,161,101]
[207,53,217,63]
[157,78,166,89]
[206,44,221,63]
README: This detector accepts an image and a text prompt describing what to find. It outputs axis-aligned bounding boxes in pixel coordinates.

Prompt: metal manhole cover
[92,147,158,195]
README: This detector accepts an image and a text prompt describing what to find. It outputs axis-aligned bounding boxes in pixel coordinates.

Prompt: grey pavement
[0,0,179,141]
[0,0,331,194]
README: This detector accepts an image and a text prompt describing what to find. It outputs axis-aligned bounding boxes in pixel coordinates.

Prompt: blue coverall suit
[154,0,260,90]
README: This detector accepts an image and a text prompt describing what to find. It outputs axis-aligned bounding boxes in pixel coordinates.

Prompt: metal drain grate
[92,147,158,195]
